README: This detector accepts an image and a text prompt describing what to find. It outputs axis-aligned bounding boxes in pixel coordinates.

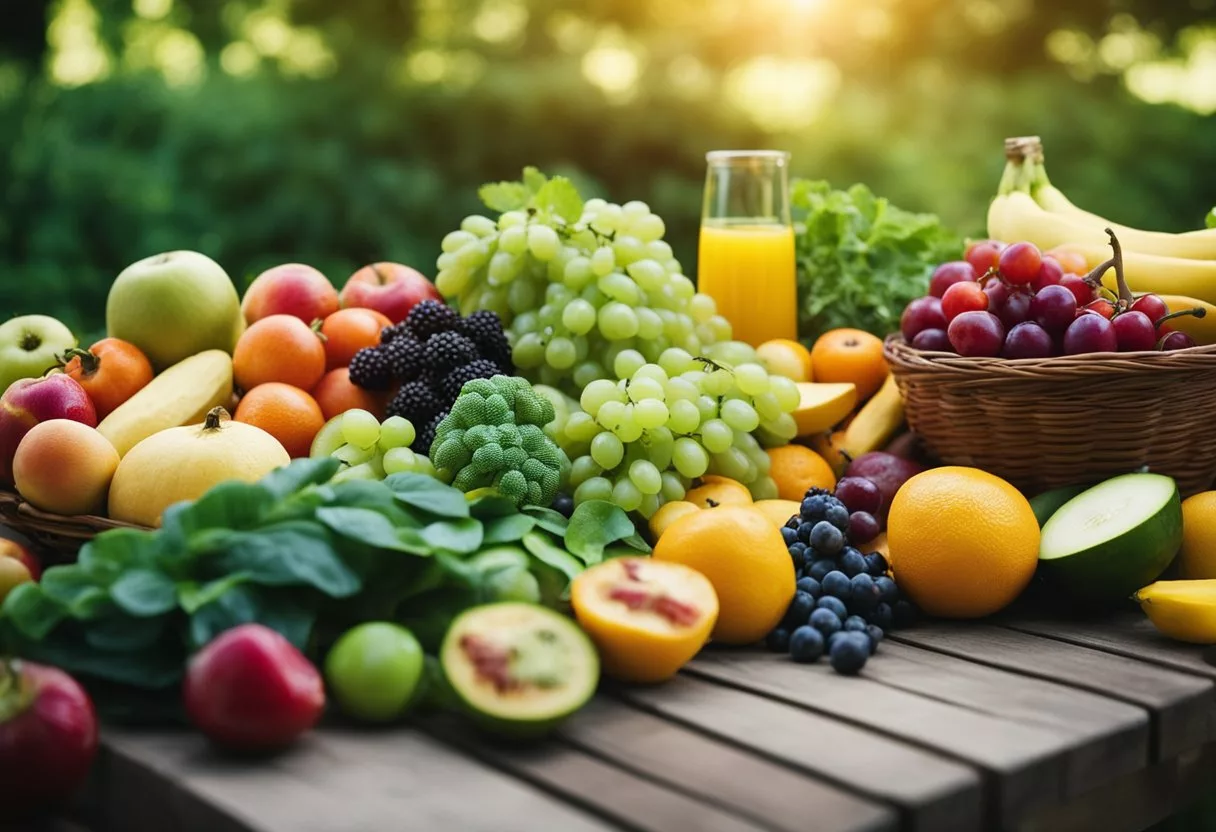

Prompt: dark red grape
[948,311,1005,357]
[1112,310,1156,352]
[1031,256,1064,292]
[1029,284,1078,333]
[929,262,977,298]
[998,292,1032,329]
[965,240,1004,277]
[1062,313,1118,355]
[911,328,951,351]
[835,476,882,514]
[984,279,1010,311]
[1159,330,1195,351]
[998,242,1043,285]
[1130,293,1169,323]
[1001,322,1054,359]
[847,511,881,545]
[941,281,988,322]
[1059,274,1094,307]
[900,296,947,340]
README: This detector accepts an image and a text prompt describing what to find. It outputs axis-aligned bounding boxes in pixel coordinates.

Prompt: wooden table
[67,607,1216,832]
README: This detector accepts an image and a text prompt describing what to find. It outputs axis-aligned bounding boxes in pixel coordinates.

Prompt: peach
[13,420,119,516]
[241,264,339,325]
[0,375,96,484]
[0,538,40,580]
[340,262,440,324]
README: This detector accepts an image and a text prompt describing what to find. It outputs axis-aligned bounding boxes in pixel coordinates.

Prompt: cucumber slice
[1029,483,1090,528]
[1039,473,1182,604]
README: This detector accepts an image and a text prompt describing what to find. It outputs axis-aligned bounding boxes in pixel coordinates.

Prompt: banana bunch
[1134,579,1216,644]
[988,137,1216,310]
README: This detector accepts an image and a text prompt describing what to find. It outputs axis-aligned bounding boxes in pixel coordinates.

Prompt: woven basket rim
[0,489,151,538]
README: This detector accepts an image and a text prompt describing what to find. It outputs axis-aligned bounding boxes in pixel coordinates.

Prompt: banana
[1157,295,1216,345]
[1055,241,1216,306]
[986,193,1011,243]
[1134,579,1216,644]
[840,374,904,459]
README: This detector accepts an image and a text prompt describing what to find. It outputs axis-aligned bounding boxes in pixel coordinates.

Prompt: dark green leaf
[420,517,484,554]
[85,614,166,651]
[163,479,272,535]
[189,584,261,649]
[0,583,66,641]
[386,474,469,518]
[178,572,252,615]
[260,457,340,500]
[110,569,177,617]
[469,493,520,519]
[325,479,400,509]
[77,529,162,581]
[255,592,317,651]
[522,505,568,536]
[214,522,361,597]
[40,566,107,610]
[316,507,432,554]
[482,513,535,544]
[565,500,642,563]
[23,636,183,689]
[521,531,584,582]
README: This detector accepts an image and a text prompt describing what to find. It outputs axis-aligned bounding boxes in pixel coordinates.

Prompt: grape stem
[1154,307,1207,328]
[1082,229,1133,309]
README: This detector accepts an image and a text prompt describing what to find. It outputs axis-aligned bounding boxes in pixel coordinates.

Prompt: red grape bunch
[901,230,1205,358]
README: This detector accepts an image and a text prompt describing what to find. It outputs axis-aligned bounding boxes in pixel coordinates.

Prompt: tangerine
[684,478,752,510]
[233,382,325,458]
[61,338,154,419]
[233,314,327,392]
[320,307,393,371]
[312,367,388,421]
[766,445,836,502]
[810,328,888,401]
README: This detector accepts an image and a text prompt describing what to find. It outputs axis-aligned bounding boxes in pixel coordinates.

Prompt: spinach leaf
[110,569,178,618]
[316,506,432,554]
[213,521,361,598]
[260,457,340,500]
[564,500,648,563]
[523,505,569,537]
[1,583,66,641]
[85,614,166,652]
[421,518,484,554]
[469,494,520,519]
[77,529,162,581]
[385,474,469,518]
[482,513,535,544]
[177,572,251,615]
[521,531,584,582]
[164,480,273,535]
[24,635,184,689]
[188,584,261,648]
[40,566,112,616]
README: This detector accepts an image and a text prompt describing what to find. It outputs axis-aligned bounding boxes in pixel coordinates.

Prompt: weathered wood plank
[429,715,771,832]
[619,673,983,832]
[84,727,614,832]
[563,696,898,832]
[892,621,1214,760]
[687,647,1139,829]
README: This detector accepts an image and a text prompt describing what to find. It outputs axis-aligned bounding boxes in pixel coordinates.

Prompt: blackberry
[348,346,393,390]
[441,358,501,401]
[388,380,442,423]
[380,323,407,344]
[382,336,425,380]
[415,409,448,456]
[426,331,478,374]
[460,310,513,369]
[407,300,459,340]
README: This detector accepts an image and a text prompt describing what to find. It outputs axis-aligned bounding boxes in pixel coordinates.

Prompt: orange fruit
[320,307,393,371]
[61,338,154,420]
[653,506,795,645]
[685,478,752,510]
[752,499,801,529]
[571,557,719,683]
[756,339,814,382]
[810,328,889,401]
[648,500,701,540]
[312,367,388,421]
[1179,492,1216,579]
[887,466,1039,618]
[233,314,327,393]
[766,445,836,502]
[233,382,326,458]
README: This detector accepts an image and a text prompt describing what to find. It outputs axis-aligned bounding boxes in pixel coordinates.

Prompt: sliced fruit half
[793,382,857,437]
[1134,579,1216,644]
[440,602,598,736]
[571,557,718,684]
[1039,473,1182,604]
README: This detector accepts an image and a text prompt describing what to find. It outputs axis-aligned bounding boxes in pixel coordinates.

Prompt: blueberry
[844,615,868,632]
[765,627,791,652]
[866,624,885,653]
[783,591,816,628]
[797,521,816,545]
[789,626,825,663]
[808,559,835,582]
[816,595,848,621]
[810,521,845,556]
[796,576,821,598]
[875,576,899,605]
[826,630,851,653]
[785,515,800,530]
[864,552,889,576]
[871,602,894,631]
[893,600,917,629]
[821,570,852,600]
[848,574,878,611]
[829,632,870,675]
[788,545,808,571]
[809,607,842,637]
[825,503,851,531]
[781,526,799,546]
[800,494,829,521]
[840,549,868,577]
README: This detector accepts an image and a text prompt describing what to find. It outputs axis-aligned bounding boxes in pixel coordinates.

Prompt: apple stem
[204,407,231,431]
[309,319,328,342]
[0,658,31,724]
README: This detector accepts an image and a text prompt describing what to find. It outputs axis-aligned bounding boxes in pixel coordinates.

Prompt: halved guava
[439,602,598,736]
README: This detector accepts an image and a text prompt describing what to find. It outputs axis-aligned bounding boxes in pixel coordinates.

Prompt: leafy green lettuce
[791,180,961,343]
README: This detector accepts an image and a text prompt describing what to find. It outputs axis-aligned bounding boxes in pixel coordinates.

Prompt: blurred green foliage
[2,0,1216,338]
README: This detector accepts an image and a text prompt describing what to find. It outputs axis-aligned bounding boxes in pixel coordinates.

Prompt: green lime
[324,622,425,723]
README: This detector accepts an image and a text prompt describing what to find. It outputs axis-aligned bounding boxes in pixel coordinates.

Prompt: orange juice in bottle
[696,151,797,347]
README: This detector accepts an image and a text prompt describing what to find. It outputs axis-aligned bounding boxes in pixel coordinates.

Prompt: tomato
[61,338,154,419]
[324,622,425,723]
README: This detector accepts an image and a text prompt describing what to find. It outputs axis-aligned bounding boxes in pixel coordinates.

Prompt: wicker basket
[0,490,149,565]
[884,335,1216,498]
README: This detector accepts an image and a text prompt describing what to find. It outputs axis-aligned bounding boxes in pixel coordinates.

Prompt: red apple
[845,451,927,523]
[340,262,440,324]
[241,264,339,325]
[0,538,41,581]
[0,375,96,485]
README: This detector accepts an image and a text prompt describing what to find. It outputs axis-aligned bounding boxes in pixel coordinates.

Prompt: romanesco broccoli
[429,375,569,507]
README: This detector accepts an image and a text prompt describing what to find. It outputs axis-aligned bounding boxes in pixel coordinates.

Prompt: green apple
[324,622,425,723]
[0,315,76,394]
[106,251,243,371]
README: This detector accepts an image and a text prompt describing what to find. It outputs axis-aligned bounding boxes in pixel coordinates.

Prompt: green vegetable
[1206,207,1216,229]
[430,375,569,508]
[324,622,425,723]
[791,179,961,343]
